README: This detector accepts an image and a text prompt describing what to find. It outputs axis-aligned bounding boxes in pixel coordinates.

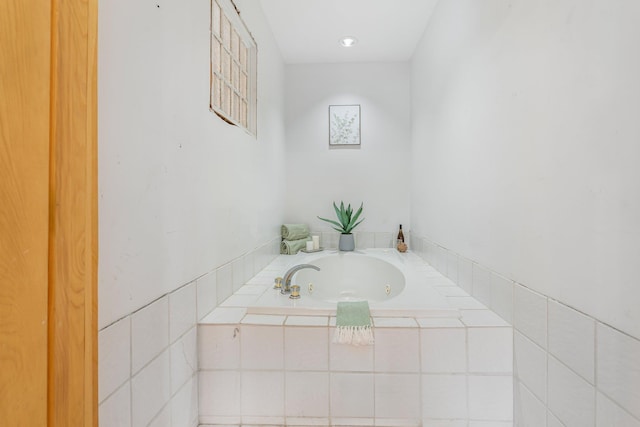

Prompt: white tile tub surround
[98,238,280,427]
[415,236,640,427]
[198,250,513,426]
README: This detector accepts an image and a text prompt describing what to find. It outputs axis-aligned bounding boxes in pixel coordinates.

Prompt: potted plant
[318,201,364,251]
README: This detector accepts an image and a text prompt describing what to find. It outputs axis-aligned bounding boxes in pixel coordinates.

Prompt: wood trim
[48,0,98,424]
[0,0,52,424]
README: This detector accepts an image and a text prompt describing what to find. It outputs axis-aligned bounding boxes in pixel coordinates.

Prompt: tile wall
[198,249,513,426]
[98,238,280,427]
[412,235,640,427]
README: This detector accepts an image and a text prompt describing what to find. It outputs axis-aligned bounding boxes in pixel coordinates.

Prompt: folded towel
[281,224,310,241]
[333,301,374,346]
[280,237,311,255]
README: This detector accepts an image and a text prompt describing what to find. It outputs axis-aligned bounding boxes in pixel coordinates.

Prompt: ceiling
[259,0,440,64]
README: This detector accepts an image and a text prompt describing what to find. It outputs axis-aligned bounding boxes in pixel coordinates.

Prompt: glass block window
[210,0,257,135]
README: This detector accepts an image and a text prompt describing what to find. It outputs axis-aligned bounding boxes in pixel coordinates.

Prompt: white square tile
[198,324,240,370]
[330,338,374,371]
[434,245,447,273]
[547,412,565,427]
[375,374,421,419]
[421,328,466,373]
[446,251,459,282]
[232,257,245,292]
[169,282,196,343]
[240,325,283,370]
[548,356,595,427]
[472,264,491,306]
[436,286,469,297]
[461,309,510,327]
[241,313,286,325]
[196,270,217,320]
[172,375,198,427]
[243,252,255,282]
[330,373,374,418]
[170,327,197,394]
[198,370,240,417]
[99,317,131,403]
[219,294,259,307]
[514,285,547,348]
[374,232,393,248]
[417,318,465,328]
[458,257,473,293]
[373,317,418,327]
[285,372,329,417]
[235,284,268,295]
[447,296,488,309]
[147,404,171,427]
[374,328,420,372]
[131,350,171,427]
[597,323,640,420]
[514,331,547,403]
[286,416,330,426]
[241,371,284,417]
[548,300,595,384]
[285,316,329,326]
[331,417,374,426]
[200,307,246,324]
[515,381,547,427]
[422,421,467,427]
[596,392,640,427]
[356,231,375,249]
[216,263,234,305]
[468,327,513,373]
[131,297,169,374]
[469,422,513,427]
[468,375,513,421]
[422,374,467,419]
[99,382,131,427]
[243,415,285,425]
[284,327,328,371]
[375,418,421,426]
[490,273,514,324]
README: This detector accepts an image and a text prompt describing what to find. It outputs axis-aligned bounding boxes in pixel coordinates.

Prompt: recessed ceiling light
[339,36,358,47]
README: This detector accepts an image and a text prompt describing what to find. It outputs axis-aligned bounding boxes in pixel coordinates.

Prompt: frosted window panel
[240,72,247,98]
[211,76,221,109]
[212,2,221,37]
[241,101,247,127]
[233,93,240,121]
[221,15,231,49]
[222,84,231,114]
[212,40,221,74]
[240,45,247,70]
[232,30,239,58]
[222,51,230,80]
[232,63,239,88]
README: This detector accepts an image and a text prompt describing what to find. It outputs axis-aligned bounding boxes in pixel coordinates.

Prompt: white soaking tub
[246,249,459,318]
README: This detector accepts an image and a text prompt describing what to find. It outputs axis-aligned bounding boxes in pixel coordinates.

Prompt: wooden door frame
[48,0,98,425]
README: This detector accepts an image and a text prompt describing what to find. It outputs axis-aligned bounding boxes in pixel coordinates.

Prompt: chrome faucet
[281,264,320,294]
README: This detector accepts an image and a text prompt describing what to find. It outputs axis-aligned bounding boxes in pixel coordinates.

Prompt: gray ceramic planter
[338,233,355,251]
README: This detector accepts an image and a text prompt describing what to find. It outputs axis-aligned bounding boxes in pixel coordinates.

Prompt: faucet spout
[281,264,320,294]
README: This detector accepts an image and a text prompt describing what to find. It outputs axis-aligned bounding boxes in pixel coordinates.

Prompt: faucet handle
[273,277,283,289]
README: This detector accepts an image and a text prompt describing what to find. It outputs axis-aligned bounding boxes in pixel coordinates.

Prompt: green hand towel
[280,237,311,255]
[281,224,310,241]
[334,301,374,346]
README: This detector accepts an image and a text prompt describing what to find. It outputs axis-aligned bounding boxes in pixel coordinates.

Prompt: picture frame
[329,104,361,146]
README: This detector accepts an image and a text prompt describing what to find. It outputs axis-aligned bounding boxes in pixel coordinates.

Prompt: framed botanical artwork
[329,104,361,146]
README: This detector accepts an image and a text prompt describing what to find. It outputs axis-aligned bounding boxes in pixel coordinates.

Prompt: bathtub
[247,249,459,318]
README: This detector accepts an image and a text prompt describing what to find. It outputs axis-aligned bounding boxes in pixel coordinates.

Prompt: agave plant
[318,201,364,234]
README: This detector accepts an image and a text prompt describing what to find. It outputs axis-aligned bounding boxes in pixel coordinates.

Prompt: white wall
[98,0,286,328]
[411,0,640,340]
[284,62,411,236]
